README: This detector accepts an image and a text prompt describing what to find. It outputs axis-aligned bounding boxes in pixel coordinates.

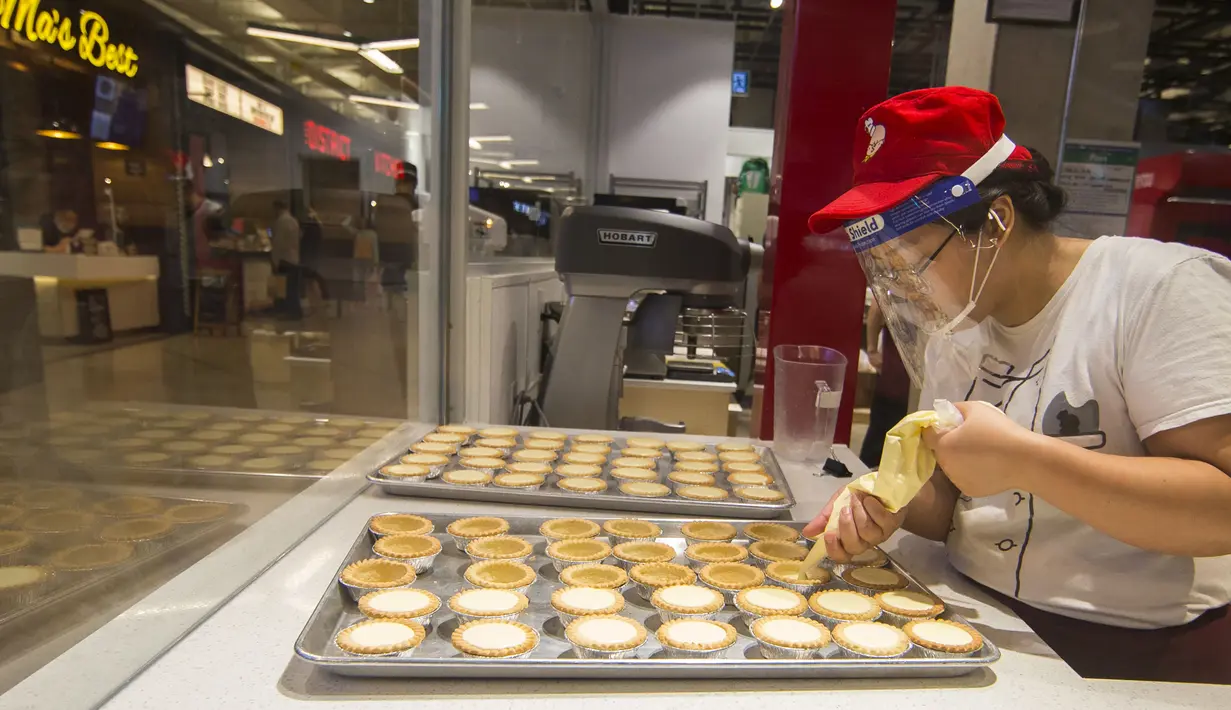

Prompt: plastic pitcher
[772,345,847,464]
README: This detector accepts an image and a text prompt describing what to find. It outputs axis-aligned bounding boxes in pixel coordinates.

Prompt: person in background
[271,200,302,319]
[41,208,84,253]
[297,205,329,307]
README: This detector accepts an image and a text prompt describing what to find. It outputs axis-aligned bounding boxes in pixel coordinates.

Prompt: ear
[987,195,1015,242]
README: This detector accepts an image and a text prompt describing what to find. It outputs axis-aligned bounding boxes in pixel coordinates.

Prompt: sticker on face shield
[845,176,981,254]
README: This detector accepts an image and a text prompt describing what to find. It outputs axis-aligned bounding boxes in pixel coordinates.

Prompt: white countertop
[5,440,1225,710]
[0,253,159,280]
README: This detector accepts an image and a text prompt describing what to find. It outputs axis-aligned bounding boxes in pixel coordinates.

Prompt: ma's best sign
[0,0,139,77]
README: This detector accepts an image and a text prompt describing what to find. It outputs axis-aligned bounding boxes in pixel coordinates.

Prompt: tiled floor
[2,301,418,422]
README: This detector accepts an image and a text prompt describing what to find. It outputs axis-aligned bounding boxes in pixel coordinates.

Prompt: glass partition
[0,0,447,694]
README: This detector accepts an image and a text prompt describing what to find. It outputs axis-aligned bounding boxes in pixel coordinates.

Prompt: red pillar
[757,0,897,444]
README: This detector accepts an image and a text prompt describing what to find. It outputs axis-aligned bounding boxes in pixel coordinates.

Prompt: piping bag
[798,399,964,581]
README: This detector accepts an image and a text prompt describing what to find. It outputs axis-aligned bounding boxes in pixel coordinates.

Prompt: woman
[804,87,1231,681]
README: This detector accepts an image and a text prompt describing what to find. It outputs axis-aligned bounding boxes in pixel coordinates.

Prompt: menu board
[185,65,284,136]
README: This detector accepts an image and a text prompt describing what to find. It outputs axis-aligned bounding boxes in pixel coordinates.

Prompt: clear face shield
[845,175,1009,393]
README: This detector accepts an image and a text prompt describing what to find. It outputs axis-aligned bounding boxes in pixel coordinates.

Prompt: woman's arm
[902,472,960,542]
[926,403,1231,558]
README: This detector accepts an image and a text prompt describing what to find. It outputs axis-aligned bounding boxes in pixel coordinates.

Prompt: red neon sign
[374,151,405,178]
[303,120,351,160]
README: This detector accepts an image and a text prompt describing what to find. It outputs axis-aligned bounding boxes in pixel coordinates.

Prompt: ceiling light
[469,138,482,150]
[248,55,277,63]
[36,128,82,139]
[469,157,501,165]
[499,159,539,169]
[1143,57,1151,66]
[1202,68,1214,76]
[349,94,419,109]
[499,181,511,188]
[95,141,130,151]
[523,177,533,184]
[217,157,225,164]
[363,0,375,4]
[471,135,512,143]
[1160,87,1192,100]
[7,60,29,72]
[359,48,402,74]
[1177,57,1191,65]
[470,103,489,110]
[363,38,420,51]
[247,24,359,51]
[203,154,214,168]
[770,0,783,8]
[104,177,112,185]
[342,31,353,37]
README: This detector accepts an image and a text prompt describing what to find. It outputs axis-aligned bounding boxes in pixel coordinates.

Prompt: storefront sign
[304,121,351,160]
[185,65,284,136]
[374,151,404,178]
[0,1,139,77]
[1055,139,1139,238]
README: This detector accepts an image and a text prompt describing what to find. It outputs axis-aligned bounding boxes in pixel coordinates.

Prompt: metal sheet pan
[369,432,795,520]
[0,487,245,630]
[295,513,999,679]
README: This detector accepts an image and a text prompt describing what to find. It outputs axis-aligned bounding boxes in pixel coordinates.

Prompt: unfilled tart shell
[601,519,662,539]
[464,560,536,589]
[447,517,510,540]
[749,541,809,563]
[341,558,416,589]
[565,614,648,652]
[766,560,830,586]
[374,534,442,560]
[451,620,539,657]
[685,542,749,565]
[370,514,434,537]
[558,563,628,589]
[613,541,676,564]
[548,538,612,562]
[335,619,425,655]
[164,503,230,525]
[539,518,600,539]
[629,562,696,588]
[680,521,737,542]
[699,562,764,591]
[49,542,135,572]
[742,522,800,543]
[99,517,174,543]
[92,496,163,518]
[841,566,908,591]
[466,536,534,560]
[656,618,738,651]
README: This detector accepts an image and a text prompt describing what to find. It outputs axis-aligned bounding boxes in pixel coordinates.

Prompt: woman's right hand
[801,488,906,562]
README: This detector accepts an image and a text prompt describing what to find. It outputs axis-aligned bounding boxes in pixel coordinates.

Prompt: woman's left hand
[922,400,1038,498]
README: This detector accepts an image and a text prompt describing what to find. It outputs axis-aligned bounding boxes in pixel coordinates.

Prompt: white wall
[725,126,774,177]
[602,16,736,223]
[470,9,593,177]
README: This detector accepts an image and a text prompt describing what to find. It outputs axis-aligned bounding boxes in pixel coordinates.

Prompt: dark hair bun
[942,146,1067,232]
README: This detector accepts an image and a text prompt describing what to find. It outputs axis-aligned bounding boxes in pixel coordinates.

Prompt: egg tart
[833,621,911,658]
[358,588,442,623]
[735,585,808,619]
[565,615,648,658]
[448,588,529,622]
[808,589,882,624]
[558,477,608,494]
[336,619,425,657]
[841,566,908,593]
[464,560,537,591]
[656,619,737,658]
[618,481,671,498]
[369,514,434,537]
[164,503,230,525]
[751,616,833,658]
[903,619,984,657]
[452,620,539,658]
[876,590,945,621]
[373,534,443,572]
[734,486,787,504]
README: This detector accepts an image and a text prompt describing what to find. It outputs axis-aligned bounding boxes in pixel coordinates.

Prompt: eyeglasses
[914,220,961,277]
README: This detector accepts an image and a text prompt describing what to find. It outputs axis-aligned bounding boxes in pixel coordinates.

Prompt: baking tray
[0,484,245,630]
[294,513,999,679]
[368,430,795,520]
[0,404,405,484]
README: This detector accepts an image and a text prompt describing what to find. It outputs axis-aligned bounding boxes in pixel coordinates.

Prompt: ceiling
[1143,0,1231,145]
[142,0,1231,149]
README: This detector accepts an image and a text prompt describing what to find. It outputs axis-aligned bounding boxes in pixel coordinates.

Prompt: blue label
[845,176,981,253]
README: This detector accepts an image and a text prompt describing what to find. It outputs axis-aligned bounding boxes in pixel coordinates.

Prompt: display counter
[0,253,160,338]
[4,429,1222,710]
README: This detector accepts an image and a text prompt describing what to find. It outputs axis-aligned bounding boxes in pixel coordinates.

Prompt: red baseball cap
[808,87,1034,235]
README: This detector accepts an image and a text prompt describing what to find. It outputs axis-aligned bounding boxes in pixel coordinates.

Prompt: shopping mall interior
[1,0,1229,706]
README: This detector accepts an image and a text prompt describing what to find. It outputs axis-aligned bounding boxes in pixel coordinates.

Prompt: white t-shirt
[921,236,1231,629]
